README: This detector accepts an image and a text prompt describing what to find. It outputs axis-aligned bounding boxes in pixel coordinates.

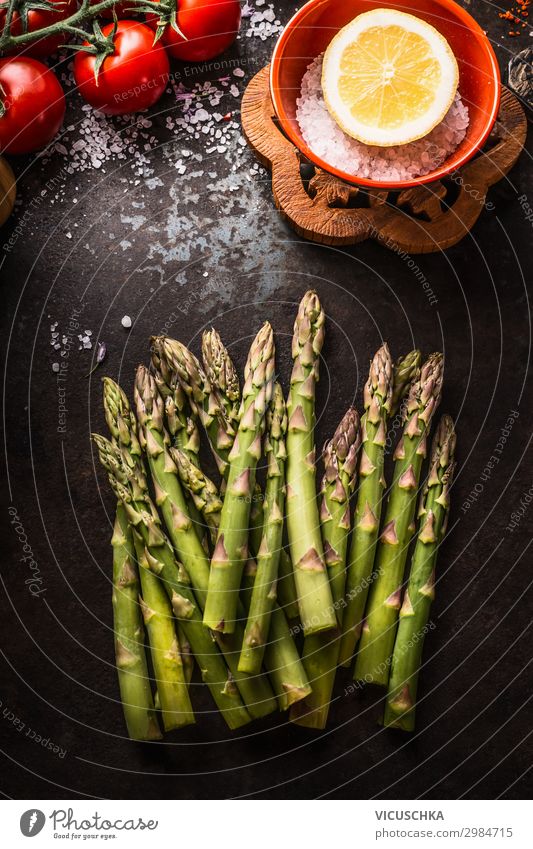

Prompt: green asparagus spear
[156,335,209,423]
[354,353,444,686]
[201,329,266,574]
[265,606,312,710]
[94,433,251,730]
[201,330,263,550]
[132,534,195,731]
[171,447,223,545]
[390,350,422,417]
[276,547,300,621]
[202,327,240,478]
[286,290,336,635]
[338,344,393,668]
[320,407,361,621]
[384,414,456,731]
[291,407,361,729]
[111,504,161,741]
[238,382,287,674]
[203,322,275,634]
[151,337,209,548]
[152,339,203,463]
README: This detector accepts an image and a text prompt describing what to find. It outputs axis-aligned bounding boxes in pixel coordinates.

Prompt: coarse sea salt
[42,68,249,182]
[296,54,470,182]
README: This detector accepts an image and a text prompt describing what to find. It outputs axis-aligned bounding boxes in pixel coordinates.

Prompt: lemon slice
[322,8,459,147]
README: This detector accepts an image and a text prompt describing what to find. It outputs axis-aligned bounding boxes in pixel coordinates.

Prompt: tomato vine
[0,0,175,53]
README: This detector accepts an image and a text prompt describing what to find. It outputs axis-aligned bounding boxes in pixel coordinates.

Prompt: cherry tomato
[0,57,65,154]
[73,20,170,115]
[146,0,241,62]
[0,0,78,59]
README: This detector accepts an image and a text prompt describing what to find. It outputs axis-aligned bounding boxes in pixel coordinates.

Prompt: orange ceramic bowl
[270,0,501,189]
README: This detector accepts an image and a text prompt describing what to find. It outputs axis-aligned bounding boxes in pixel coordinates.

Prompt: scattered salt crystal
[121,315,132,329]
[40,55,263,192]
[52,363,60,373]
[245,4,281,38]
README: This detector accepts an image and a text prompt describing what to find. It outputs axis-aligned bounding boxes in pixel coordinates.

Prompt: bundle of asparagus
[92,290,455,739]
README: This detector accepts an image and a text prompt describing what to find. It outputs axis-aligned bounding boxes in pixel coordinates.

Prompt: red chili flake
[223,112,232,121]
[500,1,530,34]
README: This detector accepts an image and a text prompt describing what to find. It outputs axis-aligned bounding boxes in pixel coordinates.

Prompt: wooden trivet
[241,66,527,254]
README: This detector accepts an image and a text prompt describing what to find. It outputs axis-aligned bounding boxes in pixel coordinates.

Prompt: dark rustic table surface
[1,0,532,800]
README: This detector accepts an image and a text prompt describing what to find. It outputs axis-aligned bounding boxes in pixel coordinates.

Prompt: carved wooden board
[241,66,527,254]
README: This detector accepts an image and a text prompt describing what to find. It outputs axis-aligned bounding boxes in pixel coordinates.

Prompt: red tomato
[73,21,170,116]
[0,57,65,154]
[146,0,241,62]
[0,0,78,59]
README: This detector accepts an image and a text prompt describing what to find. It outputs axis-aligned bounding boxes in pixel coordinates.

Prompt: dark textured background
[1,0,532,800]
